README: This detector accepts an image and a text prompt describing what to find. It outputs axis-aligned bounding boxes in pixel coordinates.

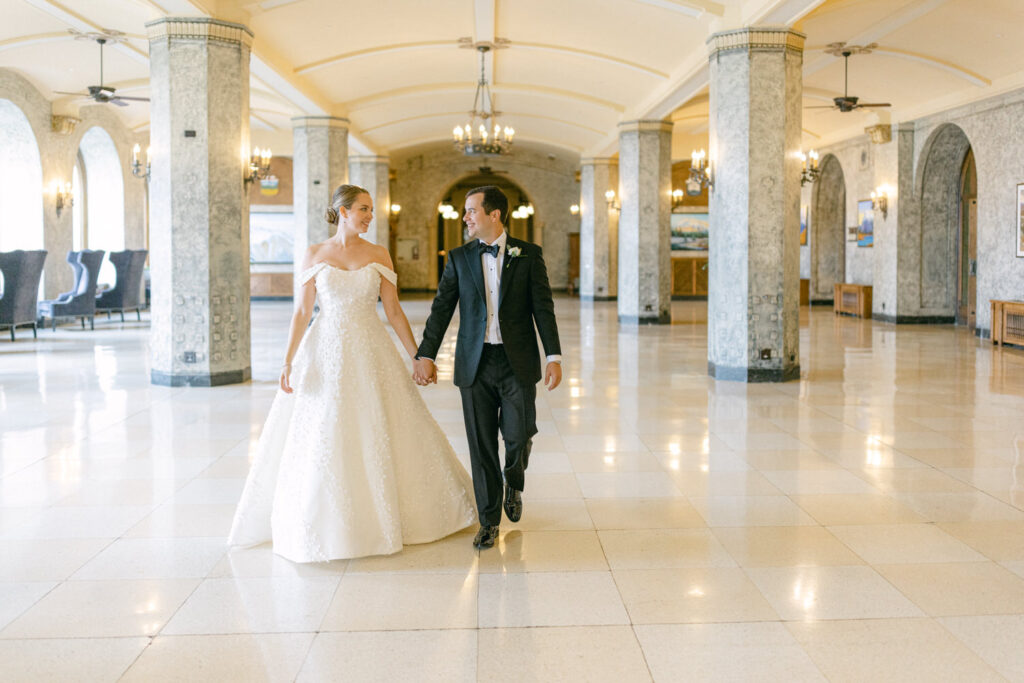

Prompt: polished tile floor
[2,298,1024,681]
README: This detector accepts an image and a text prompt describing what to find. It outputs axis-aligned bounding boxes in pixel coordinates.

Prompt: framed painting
[670,211,709,251]
[1017,183,1024,257]
[857,199,874,248]
[848,226,859,242]
[799,205,808,246]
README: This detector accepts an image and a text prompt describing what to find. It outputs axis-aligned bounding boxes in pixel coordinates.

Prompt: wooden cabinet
[800,278,809,306]
[990,300,1024,346]
[833,283,872,319]
[671,255,708,298]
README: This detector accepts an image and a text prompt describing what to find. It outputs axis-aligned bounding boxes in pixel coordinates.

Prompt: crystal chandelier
[452,45,514,156]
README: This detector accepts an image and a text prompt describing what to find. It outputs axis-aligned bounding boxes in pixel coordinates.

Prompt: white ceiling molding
[743,0,827,26]
[359,110,608,137]
[802,0,952,77]
[19,0,151,65]
[869,47,990,87]
[294,42,453,75]
[346,82,626,114]
[249,56,330,117]
[0,32,82,53]
[632,0,725,18]
[511,43,669,79]
[389,133,583,155]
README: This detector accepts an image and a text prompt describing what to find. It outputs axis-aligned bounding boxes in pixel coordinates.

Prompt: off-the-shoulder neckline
[307,261,395,275]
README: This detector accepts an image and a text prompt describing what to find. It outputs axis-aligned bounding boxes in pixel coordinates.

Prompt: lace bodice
[298,261,397,320]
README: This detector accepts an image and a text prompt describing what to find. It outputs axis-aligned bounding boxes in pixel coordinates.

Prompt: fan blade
[112,96,150,102]
[854,102,891,108]
[54,91,90,96]
[109,98,130,107]
[804,105,837,109]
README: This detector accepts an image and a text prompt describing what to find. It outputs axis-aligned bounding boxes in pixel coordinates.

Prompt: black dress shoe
[473,525,499,549]
[503,485,523,523]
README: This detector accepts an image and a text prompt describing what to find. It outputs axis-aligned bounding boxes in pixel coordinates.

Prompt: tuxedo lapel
[498,239,520,309]
[463,241,487,303]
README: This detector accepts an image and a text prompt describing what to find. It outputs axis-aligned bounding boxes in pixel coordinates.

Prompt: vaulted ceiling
[1,0,1021,159]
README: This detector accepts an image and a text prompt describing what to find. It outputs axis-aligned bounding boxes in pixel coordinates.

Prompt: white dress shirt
[480,233,561,365]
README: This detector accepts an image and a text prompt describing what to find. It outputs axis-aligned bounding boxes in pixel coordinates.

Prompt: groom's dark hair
[467,185,508,225]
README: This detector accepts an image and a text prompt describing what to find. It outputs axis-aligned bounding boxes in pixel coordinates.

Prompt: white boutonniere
[505,245,523,269]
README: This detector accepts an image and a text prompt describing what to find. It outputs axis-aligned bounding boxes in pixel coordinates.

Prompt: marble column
[146,17,253,387]
[617,120,673,324]
[292,116,348,281]
[706,27,804,382]
[348,155,390,249]
[579,157,618,300]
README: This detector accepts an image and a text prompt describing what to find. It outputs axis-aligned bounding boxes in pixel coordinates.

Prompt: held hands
[544,361,562,391]
[412,357,437,386]
[280,364,293,393]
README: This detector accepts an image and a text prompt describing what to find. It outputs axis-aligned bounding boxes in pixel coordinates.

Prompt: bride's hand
[280,364,293,393]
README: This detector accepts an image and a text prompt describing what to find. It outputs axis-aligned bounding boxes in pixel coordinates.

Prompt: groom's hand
[544,362,562,391]
[413,357,437,386]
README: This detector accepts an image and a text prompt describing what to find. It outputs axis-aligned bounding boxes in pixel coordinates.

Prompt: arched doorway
[77,126,125,286]
[0,99,44,252]
[810,153,846,303]
[435,173,534,277]
[957,149,977,329]
[917,123,973,321]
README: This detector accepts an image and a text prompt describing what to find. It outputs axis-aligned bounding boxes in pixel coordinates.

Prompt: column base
[581,294,617,302]
[618,312,671,325]
[708,361,800,383]
[151,368,251,387]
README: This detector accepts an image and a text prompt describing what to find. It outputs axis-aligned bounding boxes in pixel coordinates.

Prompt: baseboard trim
[618,312,671,325]
[874,313,956,325]
[708,361,800,383]
[151,368,251,387]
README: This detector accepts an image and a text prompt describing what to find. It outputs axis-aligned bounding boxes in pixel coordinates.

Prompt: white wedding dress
[228,261,477,563]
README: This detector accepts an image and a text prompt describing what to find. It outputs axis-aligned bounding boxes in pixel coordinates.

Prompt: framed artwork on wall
[670,211,709,251]
[1017,183,1024,257]
[857,199,874,248]
[848,226,859,242]
[799,205,808,246]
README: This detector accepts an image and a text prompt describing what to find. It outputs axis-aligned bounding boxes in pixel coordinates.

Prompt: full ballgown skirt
[228,262,476,562]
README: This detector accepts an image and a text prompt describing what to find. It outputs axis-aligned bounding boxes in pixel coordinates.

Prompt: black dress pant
[459,344,537,527]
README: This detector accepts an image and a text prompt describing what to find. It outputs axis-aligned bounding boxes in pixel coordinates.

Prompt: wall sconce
[438,202,459,221]
[871,185,889,219]
[511,203,534,220]
[671,188,685,209]
[570,203,580,216]
[800,149,820,186]
[244,147,272,187]
[605,190,620,211]
[52,181,73,217]
[389,204,401,223]
[131,143,150,182]
[688,149,713,194]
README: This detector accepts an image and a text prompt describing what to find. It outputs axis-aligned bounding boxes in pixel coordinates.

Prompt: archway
[435,173,535,278]
[77,126,125,286]
[956,149,977,329]
[810,153,846,303]
[917,123,973,320]
[0,99,44,252]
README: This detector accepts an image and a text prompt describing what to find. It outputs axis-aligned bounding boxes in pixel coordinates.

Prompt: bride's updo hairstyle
[325,184,370,225]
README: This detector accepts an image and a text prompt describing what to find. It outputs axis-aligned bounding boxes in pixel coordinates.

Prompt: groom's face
[464,192,500,240]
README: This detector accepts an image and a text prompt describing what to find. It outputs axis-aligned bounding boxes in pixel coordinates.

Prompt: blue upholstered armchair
[96,249,148,322]
[37,249,105,331]
[0,250,48,341]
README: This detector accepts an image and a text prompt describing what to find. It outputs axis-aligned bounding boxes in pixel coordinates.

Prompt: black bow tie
[481,243,500,258]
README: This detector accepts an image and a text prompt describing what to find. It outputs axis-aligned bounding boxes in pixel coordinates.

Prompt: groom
[413,185,562,550]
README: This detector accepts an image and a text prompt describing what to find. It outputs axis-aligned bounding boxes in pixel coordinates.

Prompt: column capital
[707,26,805,58]
[617,119,673,134]
[580,157,619,167]
[146,17,253,48]
[291,116,350,129]
[349,154,390,165]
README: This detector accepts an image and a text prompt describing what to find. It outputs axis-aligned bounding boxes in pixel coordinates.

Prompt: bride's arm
[378,252,419,360]
[280,248,318,392]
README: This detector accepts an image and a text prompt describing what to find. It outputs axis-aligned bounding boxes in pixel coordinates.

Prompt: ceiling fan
[55,30,150,107]
[806,42,890,113]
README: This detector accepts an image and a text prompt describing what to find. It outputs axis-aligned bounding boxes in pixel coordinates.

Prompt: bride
[228,184,476,563]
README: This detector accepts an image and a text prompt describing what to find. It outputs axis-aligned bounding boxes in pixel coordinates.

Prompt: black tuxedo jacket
[417,236,561,387]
